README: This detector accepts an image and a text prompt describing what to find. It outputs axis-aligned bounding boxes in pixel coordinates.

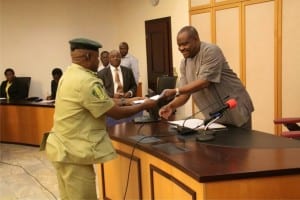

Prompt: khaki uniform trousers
[52,162,97,200]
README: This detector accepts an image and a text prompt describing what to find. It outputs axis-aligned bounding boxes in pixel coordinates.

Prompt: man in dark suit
[98,50,137,98]
[0,68,28,100]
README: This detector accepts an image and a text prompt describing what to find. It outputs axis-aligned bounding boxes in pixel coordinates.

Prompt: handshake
[132,88,178,104]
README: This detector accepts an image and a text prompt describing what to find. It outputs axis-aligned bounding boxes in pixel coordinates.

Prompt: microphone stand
[196,115,221,142]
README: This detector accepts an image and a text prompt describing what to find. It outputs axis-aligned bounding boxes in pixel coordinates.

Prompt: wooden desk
[0,100,54,146]
[97,122,300,199]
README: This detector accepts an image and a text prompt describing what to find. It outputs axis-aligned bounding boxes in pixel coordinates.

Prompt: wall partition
[189,0,284,134]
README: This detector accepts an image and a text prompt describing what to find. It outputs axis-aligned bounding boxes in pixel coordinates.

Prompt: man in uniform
[45,38,156,199]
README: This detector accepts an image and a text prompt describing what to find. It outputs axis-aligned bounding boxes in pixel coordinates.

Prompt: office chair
[16,77,31,98]
[274,117,300,139]
[156,75,177,107]
[133,75,177,123]
[156,75,178,94]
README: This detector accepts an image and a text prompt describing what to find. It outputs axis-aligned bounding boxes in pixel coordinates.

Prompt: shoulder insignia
[92,82,106,99]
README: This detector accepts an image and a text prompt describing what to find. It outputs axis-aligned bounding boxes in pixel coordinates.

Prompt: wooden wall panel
[190,0,210,8]
[245,1,275,133]
[191,12,212,43]
[216,6,241,76]
[282,0,300,119]
[190,0,283,134]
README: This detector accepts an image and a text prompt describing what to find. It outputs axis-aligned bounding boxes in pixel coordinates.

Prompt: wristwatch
[175,88,180,97]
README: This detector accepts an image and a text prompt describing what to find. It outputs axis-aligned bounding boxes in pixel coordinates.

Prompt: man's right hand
[159,104,173,119]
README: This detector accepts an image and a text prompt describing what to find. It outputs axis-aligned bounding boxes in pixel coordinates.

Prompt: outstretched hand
[159,104,173,119]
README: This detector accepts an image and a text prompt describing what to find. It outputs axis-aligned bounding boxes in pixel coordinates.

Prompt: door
[145,17,173,93]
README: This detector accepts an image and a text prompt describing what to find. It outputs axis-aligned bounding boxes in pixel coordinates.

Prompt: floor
[0,143,60,200]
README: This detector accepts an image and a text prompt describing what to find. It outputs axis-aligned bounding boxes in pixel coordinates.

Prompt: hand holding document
[132,94,163,104]
[168,118,226,130]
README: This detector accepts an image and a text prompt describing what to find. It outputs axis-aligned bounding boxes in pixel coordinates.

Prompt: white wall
[115,0,189,117]
[0,0,188,100]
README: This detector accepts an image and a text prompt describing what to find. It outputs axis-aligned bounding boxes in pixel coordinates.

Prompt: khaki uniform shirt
[46,63,116,164]
[179,42,254,127]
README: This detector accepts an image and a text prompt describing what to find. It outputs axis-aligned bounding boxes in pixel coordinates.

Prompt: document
[40,99,55,104]
[132,94,163,104]
[168,118,226,130]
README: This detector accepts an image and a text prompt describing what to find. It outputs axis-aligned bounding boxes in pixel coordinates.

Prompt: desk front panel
[97,122,300,199]
[0,104,54,145]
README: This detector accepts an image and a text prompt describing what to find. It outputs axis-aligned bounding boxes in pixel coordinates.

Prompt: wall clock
[150,0,159,6]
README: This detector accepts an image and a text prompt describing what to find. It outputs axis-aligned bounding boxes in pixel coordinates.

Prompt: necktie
[114,68,123,93]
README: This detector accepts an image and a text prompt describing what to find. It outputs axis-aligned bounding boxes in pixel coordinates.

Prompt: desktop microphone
[204,98,237,126]
[197,98,237,142]
[174,95,230,135]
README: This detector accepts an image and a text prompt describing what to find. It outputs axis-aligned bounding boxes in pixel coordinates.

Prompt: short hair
[119,42,129,48]
[178,26,200,40]
[4,68,15,75]
[52,68,63,76]
[100,50,109,57]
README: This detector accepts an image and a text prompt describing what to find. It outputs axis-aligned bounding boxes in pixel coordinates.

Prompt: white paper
[168,118,226,130]
[132,94,163,104]
[40,99,55,104]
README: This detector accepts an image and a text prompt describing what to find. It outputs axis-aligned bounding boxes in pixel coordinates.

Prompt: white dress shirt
[120,53,139,84]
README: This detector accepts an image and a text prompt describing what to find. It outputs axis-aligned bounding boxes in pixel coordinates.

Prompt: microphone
[173,95,230,135]
[204,98,237,126]
[197,98,237,142]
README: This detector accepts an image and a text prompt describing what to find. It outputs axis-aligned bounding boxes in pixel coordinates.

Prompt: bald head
[109,50,122,67]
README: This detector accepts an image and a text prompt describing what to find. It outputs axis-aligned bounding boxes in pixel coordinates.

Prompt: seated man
[98,50,137,98]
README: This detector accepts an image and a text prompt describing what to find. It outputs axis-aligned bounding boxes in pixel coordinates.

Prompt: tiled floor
[0,143,60,200]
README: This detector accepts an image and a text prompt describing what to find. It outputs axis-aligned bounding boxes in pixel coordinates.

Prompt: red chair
[274,117,300,139]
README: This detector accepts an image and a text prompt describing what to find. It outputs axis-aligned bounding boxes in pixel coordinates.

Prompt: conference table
[2,100,300,199]
[97,121,300,199]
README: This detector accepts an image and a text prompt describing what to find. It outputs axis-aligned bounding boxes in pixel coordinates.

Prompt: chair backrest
[16,77,31,98]
[156,75,177,94]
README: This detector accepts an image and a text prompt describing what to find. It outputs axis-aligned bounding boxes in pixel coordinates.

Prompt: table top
[0,99,54,108]
[108,121,300,182]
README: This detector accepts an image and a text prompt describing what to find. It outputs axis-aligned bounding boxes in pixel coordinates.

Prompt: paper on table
[132,94,163,104]
[168,118,226,130]
[40,99,55,104]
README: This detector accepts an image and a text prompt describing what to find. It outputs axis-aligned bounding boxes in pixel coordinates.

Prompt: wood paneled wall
[189,0,285,134]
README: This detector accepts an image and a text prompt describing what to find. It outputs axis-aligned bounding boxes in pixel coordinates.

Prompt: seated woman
[0,68,27,100]
[46,68,63,100]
